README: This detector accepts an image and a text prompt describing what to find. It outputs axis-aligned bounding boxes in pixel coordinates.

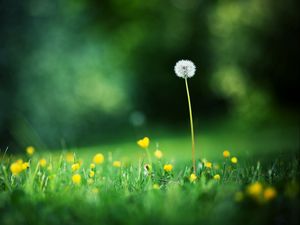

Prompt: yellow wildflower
[189,173,197,182]
[72,174,81,185]
[163,164,173,172]
[113,161,121,168]
[26,146,35,155]
[223,150,230,158]
[154,150,163,159]
[89,170,95,178]
[246,182,263,198]
[71,163,80,171]
[66,152,74,163]
[137,137,150,149]
[153,184,160,190]
[263,187,277,201]
[10,162,23,175]
[205,162,212,169]
[213,174,221,180]
[22,162,30,170]
[234,191,244,202]
[93,153,104,164]
[231,157,238,164]
[39,158,47,167]
[90,163,95,169]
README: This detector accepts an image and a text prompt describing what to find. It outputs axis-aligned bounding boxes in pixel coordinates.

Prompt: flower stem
[185,78,196,173]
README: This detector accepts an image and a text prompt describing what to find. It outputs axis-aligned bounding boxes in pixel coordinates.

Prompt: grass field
[0,123,299,225]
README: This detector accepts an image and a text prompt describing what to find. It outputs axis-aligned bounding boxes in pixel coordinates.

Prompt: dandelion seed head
[174,60,196,78]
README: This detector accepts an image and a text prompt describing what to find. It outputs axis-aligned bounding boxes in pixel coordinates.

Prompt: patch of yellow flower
[72,174,81,185]
[89,170,95,178]
[163,164,173,172]
[245,182,277,203]
[263,187,277,201]
[154,149,163,159]
[71,163,80,171]
[153,184,160,190]
[137,137,150,149]
[223,150,230,158]
[90,163,95,169]
[113,161,121,168]
[93,153,104,164]
[205,162,212,169]
[39,158,47,167]
[10,159,30,175]
[189,173,197,182]
[26,146,35,155]
[231,157,238,164]
[213,174,221,180]
[66,152,74,163]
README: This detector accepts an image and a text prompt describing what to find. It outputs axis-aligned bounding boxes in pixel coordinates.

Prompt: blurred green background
[0,0,299,151]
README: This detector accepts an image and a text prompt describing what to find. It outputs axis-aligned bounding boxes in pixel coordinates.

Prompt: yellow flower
[234,191,244,202]
[71,163,80,171]
[21,162,30,170]
[10,162,23,175]
[246,182,263,198]
[89,170,95,178]
[26,146,35,155]
[92,188,99,194]
[39,158,47,167]
[72,174,81,185]
[163,164,173,172]
[231,157,238,164]
[153,184,160,190]
[66,152,74,163]
[137,137,150,149]
[154,150,163,159]
[205,162,212,169]
[213,174,221,180]
[90,163,95,169]
[189,173,197,182]
[93,153,104,164]
[113,161,121,168]
[223,150,230,158]
[263,187,277,201]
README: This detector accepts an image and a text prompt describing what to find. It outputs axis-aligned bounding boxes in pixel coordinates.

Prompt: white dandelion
[173,59,198,173]
[174,60,196,78]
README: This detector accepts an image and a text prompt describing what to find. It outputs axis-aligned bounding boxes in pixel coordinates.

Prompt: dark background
[0,0,299,150]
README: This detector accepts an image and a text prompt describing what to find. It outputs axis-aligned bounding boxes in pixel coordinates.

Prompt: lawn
[0,123,299,225]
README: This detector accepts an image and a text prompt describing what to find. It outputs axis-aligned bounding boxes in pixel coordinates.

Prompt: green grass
[0,124,299,225]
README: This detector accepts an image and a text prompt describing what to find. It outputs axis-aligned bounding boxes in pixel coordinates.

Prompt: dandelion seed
[137,137,150,149]
[231,157,238,164]
[213,174,221,180]
[72,174,81,185]
[189,173,197,182]
[39,158,47,167]
[223,150,230,158]
[174,60,196,78]
[163,164,173,172]
[154,150,163,159]
[26,146,35,155]
[174,60,197,173]
[93,153,104,164]
[113,161,121,168]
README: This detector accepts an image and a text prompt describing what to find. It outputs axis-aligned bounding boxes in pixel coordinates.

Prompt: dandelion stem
[185,78,196,173]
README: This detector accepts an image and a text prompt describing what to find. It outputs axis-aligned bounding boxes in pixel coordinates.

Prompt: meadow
[0,122,299,225]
